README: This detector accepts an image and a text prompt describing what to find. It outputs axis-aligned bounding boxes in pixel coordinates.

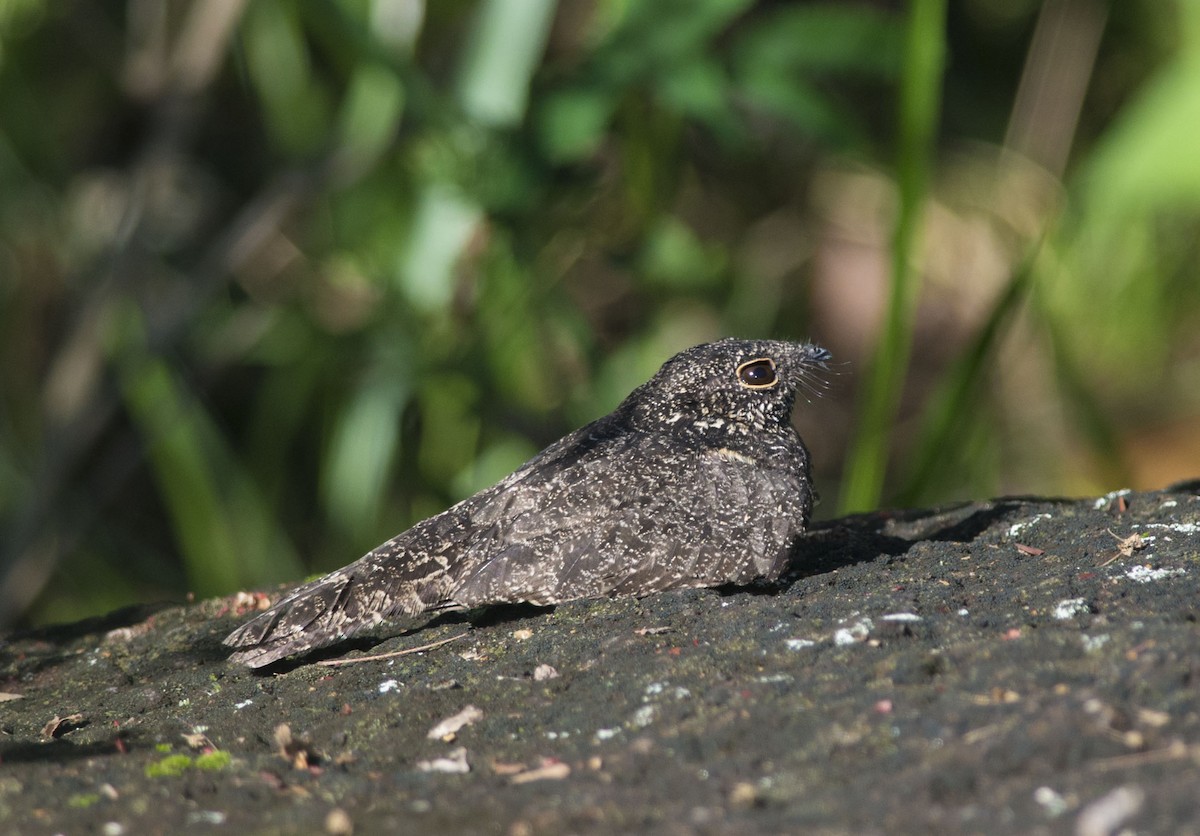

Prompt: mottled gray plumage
[224,338,830,667]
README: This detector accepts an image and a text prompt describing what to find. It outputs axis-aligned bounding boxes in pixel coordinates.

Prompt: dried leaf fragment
[509,760,570,784]
[274,724,321,770]
[105,622,153,643]
[325,807,354,835]
[634,626,672,636]
[42,713,86,739]
[490,759,527,776]
[426,705,483,741]
[417,746,470,774]
[182,732,215,750]
[1099,529,1148,566]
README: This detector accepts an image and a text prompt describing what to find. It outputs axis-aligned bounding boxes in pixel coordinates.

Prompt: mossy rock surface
[3,486,1199,834]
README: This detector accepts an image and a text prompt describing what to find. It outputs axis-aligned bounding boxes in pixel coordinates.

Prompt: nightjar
[224,338,830,667]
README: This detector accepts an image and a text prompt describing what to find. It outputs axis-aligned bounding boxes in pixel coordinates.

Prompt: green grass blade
[112,307,301,595]
[839,0,946,513]
[895,244,1039,505]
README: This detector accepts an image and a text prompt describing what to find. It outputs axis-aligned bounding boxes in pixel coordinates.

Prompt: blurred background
[2,0,1198,627]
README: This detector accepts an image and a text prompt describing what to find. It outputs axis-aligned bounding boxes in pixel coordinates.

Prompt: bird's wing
[221,533,463,668]
[451,443,809,606]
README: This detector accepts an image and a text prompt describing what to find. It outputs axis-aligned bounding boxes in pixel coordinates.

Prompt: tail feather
[223,553,461,667]
[224,571,353,667]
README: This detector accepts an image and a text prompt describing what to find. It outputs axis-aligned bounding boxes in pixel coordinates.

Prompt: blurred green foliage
[1,1,1198,626]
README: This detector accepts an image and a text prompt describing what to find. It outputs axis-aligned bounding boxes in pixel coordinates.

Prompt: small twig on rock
[1098,529,1147,567]
[315,632,470,667]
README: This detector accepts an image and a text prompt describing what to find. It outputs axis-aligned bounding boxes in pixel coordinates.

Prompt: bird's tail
[223,558,453,667]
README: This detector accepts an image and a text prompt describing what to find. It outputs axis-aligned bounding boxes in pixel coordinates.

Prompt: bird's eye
[736,358,778,389]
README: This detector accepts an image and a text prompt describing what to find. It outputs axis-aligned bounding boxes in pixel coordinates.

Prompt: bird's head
[623,338,831,439]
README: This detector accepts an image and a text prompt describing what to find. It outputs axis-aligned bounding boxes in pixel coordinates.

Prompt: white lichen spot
[1125,565,1186,583]
[880,612,922,623]
[1034,786,1069,817]
[1093,488,1132,510]
[1136,522,1199,537]
[1081,634,1110,653]
[834,618,873,646]
[957,608,970,617]
[1053,598,1091,620]
[785,638,816,651]
[757,674,793,684]
[186,812,226,827]
[234,699,254,710]
[631,704,657,728]
[378,679,401,694]
[644,681,690,700]
[595,727,620,741]
[1007,513,1052,538]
